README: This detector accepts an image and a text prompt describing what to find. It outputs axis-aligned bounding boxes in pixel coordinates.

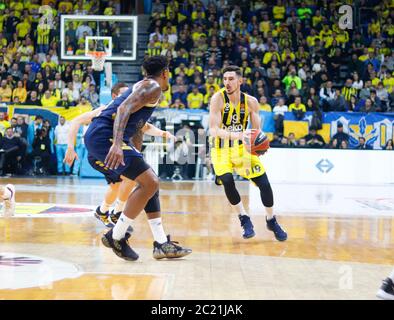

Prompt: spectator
[172,85,188,105]
[341,79,357,101]
[41,90,59,107]
[30,127,51,175]
[329,89,347,112]
[330,122,349,149]
[83,84,99,109]
[56,93,73,109]
[76,22,93,40]
[0,127,23,175]
[203,86,216,109]
[259,96,271,111]
[287,132,298,147]
[0,79,12,102]
[288,96,306,120]
[14,116,28,140]
[339,140,348,149]
[297,138,308,148]
[282,69,302,91]
[376,82,389,111]
[75,97,92,109]
[347,95,359,112]
[12,80,27,103]
[54,116,71,175]
[0,112,10,134]
[25,90,42,106]
[359,80,372,101]
[187,86,204,109]
[369,90,383,112]
[384,139,393,150]
[170,98,186,110]
[273,98,288,135]
[304,128,325,148]
[356,137,372,150]
[319,81,336,111]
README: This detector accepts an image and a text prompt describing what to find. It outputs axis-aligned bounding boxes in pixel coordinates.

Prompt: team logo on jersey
[224,103,230,112]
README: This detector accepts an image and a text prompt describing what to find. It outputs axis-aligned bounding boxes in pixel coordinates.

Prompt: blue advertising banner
[282,112,394,149]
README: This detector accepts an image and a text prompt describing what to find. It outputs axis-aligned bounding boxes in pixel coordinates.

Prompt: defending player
[84,56,191,261]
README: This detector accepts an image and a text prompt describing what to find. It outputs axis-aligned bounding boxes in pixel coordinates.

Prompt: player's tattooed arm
[105,81,161,169]
[112,82,161,146]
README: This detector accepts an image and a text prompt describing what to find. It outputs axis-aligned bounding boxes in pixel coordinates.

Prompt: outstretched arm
[105,81,162,169]
[142,123,176,140]
[64,106,105,166]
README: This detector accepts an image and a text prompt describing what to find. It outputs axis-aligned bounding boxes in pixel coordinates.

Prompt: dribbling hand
[105,144,125,170]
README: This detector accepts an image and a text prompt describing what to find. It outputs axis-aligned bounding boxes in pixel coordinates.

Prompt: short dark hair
[222,65,242,77]
[111,82,128,96]
[142,56,169,77]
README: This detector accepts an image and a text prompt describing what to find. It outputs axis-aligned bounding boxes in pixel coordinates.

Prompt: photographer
[30,127,52,175]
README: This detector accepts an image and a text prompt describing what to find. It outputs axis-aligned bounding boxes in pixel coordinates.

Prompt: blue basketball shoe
[266,216,287,241]
[238,214,256,239]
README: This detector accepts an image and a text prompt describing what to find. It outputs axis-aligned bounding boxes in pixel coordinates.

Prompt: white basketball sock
[232,201,248,216]
[148,218,168,244]
[112,213,134,240]
[99,201,111,213]
[265,207,274,220]
[114,200,126,213]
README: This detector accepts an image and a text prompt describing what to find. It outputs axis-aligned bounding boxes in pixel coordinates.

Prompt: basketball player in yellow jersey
[209,65,287,241]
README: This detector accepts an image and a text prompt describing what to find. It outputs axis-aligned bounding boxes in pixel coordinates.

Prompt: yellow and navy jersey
[211,89,249,149]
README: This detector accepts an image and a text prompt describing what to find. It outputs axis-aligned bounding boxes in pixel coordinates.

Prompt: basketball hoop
[86,51,108,71]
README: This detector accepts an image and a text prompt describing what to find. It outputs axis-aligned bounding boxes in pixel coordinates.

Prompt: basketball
[243,129,270,156]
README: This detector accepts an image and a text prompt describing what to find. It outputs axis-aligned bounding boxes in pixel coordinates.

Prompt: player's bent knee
[145,190,161,213]
[218,173,241,205]
[139,169,159,196]
[251,174,274,207]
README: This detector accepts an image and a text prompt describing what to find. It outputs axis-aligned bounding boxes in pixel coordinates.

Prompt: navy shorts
[85,127,151,183]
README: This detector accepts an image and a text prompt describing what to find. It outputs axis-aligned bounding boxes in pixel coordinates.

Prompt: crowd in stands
[0,0,123,175]
[147,0,394,150]
[1,0,394,177]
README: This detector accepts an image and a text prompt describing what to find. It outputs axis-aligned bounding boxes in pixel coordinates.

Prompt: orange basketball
[243,129,270,156]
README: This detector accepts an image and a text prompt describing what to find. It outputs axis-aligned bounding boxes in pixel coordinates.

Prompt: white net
[87,52,107,71]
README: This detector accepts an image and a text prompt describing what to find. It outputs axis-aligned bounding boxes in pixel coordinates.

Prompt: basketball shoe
[266,216,287,241]
[94,206,114,228]
[153,235,192,259]
[377,277,394,300]
[238,214,256,239]
[101,228,139,261]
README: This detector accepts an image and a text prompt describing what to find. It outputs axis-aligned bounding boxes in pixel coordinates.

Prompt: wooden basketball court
[0,177,393,299]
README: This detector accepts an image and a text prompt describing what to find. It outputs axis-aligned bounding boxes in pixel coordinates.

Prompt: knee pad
[217,173,241,205]
[251,174,274,207]
[144,190,161,213]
